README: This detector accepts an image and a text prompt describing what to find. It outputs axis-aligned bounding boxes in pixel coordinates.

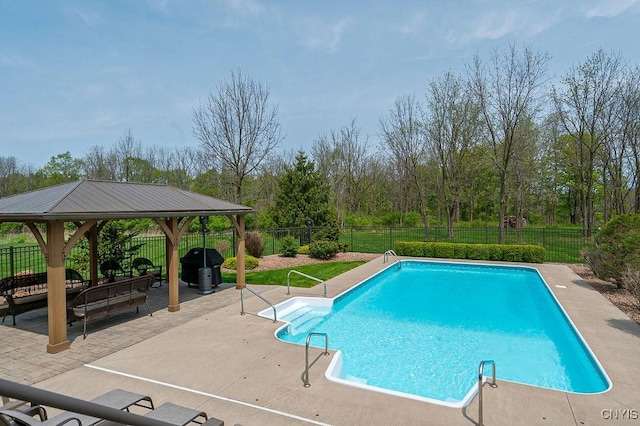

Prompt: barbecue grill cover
[180,248,224,287]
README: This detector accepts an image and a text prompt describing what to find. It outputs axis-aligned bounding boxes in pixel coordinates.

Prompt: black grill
[179,248,224,288]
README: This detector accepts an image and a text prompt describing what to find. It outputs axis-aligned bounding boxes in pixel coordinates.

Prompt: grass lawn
[221,261,366,287]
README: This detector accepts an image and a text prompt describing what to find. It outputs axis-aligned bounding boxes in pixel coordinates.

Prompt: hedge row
[394,241,545,263]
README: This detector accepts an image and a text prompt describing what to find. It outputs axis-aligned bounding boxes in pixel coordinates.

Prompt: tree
[379,94,431,236]
[41,152,82,186]
[82,145,116,180]
[271,152,335,228]
[468,43,549,243]
[617,66,640,213]
[192,69,283,203]
[552,50,624,236]
[508,115,541,235]
[424,71,482,237]
[0,156,23,197]
[115,128,143,182]
[312,119,371,225]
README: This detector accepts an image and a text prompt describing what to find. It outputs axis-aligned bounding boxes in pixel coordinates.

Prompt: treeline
[1,46,639,240]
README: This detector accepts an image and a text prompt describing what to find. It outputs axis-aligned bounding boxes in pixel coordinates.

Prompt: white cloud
[442,4,561,46]
[582,0,640,17]
[395,11,427,36]
[64,6,102,27]
[301,17,354,52]
[219,0,264,17]
[0,52,38,70]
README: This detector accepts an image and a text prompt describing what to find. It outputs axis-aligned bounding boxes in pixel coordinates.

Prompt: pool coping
[3,256,640,425]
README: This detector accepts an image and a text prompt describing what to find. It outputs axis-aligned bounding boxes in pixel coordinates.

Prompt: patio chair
[0,408,82,425]
[143,402,209,425]
[0,400,48,424]
[89,388,154,412]
[99,260,127,282]
[0,389,155,426]
[132,257,163,287]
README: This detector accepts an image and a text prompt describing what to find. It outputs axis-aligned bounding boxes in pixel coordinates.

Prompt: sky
[1,0,639,169]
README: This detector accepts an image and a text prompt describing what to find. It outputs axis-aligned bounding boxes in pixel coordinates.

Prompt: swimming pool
[260,260,611,407]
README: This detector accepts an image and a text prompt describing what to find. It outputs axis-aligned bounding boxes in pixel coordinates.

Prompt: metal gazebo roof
[0,180,255,222]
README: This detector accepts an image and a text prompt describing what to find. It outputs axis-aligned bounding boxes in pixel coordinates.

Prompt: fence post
[350,227,354,252]
[232,230,237,257]
[9,246,15,277]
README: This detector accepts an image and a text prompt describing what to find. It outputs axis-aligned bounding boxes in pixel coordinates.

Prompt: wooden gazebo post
[234,215,246,289]
[156,216,193,312]
[46,221,69,354]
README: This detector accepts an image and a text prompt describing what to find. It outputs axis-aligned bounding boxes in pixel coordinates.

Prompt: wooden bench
[0,269,90,326]
[67,275,154,338]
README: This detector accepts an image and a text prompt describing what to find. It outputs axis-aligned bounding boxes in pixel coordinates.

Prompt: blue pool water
[265,260,610,407]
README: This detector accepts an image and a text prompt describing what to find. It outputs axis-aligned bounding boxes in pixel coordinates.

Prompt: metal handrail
[240,286,277,323]
[287,270,325,296]
[303,332,330,387]
[478,360,498,426]
[0,378,175,426]
[383,249,398,263]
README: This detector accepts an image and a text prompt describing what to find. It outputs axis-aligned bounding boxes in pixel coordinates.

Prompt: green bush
[221,255,259,270]
[312,219,341,243]
[394,241,545,263]
[586,213,640,288]
[279,236,298,257]
[297,244,310,255]
[309,240,339,260]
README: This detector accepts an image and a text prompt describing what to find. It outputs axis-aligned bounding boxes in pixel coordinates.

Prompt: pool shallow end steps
[258,259,611,407]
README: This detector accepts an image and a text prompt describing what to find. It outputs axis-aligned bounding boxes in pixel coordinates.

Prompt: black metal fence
[0,226,590,279]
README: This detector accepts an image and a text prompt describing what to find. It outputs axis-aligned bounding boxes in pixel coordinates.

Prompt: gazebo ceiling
[0,180,255,222]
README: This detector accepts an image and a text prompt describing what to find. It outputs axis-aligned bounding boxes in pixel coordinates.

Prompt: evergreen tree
[272,152,335,228]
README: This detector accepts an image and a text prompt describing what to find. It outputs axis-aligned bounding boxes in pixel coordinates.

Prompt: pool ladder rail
[383,250,400,267]
[478,360,498,426]
[240,285,277,323]
[303,332,330,387]
[287,270,326,296]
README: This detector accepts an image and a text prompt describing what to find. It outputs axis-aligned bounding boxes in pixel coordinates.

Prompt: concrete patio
[1,257,639,425]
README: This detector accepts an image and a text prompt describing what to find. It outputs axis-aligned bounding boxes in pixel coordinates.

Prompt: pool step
[289,315,325,336]
[282,306,327,336]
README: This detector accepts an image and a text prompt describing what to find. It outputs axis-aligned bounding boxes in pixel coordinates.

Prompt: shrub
[297,244,310,255]
[394,241,545,263]
[585,214,640,288]
[312,220,341,243]
[214,239,231,255]
[222,255,259,270]
[623,264,640,308]
[309,240,339,260]
[245,232,265,258]
[280,236,298,257]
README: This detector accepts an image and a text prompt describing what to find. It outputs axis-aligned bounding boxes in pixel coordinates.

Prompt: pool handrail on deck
[478,360,498,426]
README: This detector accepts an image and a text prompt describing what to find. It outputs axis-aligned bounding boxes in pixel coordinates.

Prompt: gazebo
[0,180,255,353]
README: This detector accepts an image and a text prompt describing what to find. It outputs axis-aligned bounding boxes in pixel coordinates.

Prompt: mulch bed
[569,264,640,326]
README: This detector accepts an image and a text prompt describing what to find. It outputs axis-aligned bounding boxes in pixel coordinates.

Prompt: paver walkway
[0,281,251,385]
